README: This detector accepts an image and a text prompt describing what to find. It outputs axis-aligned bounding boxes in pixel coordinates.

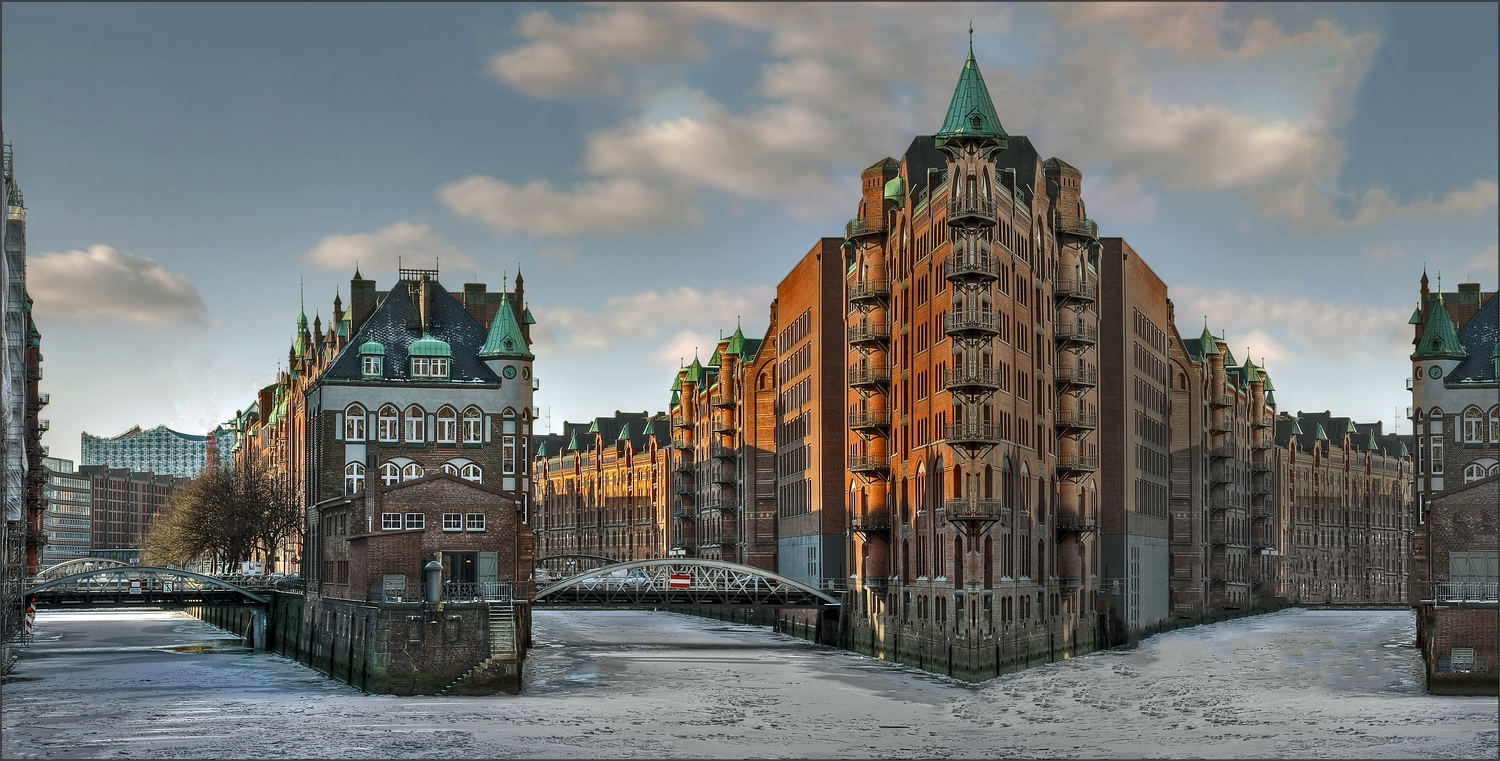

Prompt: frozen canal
[1,607,1495,759]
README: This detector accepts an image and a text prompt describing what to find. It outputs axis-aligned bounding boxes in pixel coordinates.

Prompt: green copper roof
[1264,390,1276,407]
[725,325,746,356]
[670,389,680,407]
[587,419,600,434]
[1314,423,1328,441]
[1398,441,1410,458]
[1243,357,1261,384]
[479,294,534,360]
[1287,417,1301,436]
[522,307,536,325]
[1260,371,1275,392]
[936,47,1006,142]
[708,346,723,367]
[670,373,682,392]
[566,432,580,452]
[617,423,631,442]
[1199,325,1219,356]
[685,357,704,384]
[408,334,452,357]
[1412,294,1466,360]
[359,340,385,355]
[1408,305,1424,325]
[884,175,905,207]
[1365,433,1380,452]
[1222,345,1236,366]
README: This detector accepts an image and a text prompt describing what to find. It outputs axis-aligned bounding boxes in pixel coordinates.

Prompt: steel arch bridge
[23,567,272,607]
[32,557,130,583]
[533,559,842,608]
[535,554,616,582]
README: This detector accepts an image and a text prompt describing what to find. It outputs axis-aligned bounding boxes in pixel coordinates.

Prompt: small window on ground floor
[382,513,402,531]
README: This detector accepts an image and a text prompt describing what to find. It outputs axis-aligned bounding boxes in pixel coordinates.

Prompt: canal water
[1,607,1495,758]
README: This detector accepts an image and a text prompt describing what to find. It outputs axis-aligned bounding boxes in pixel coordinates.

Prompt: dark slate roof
[533,433,568,459]
[741,337,764,362]
[1298,411,1355,447]
[902,135,948,205]
[1448,293,1497,384]
[323,279,500,384]
[1274,416,1303,447]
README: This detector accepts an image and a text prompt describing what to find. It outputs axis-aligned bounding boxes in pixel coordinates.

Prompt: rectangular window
[345,414,365,442]
[363,356,381,376]
[443,513,463,531]
[466,513,486,532]
[405,513,426,530]
[1431,438,1443,474]
[503,435,516,474]
[382,513,402,531]
[433,358,448,377]
[413,357,430,377]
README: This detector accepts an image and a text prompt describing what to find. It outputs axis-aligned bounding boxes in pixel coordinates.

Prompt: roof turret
[408,334,452,357]
[1412,293,1466,360]
[725,324,746,356]
[1199,324,1219,355]
[934,35,1007,144]
[478,293,534,359]
[359,340,384,355]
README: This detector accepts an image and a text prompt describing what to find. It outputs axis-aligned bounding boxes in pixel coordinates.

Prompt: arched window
[463,406,484,443]
[502,408,517,475]
[344,462,365,494]
[377,405,399,442]
[1464,406,1485,443]
[461,463,482,483]
[441,462,460,477]
[436,406,457,443]
[379,462,400,486]
[401,462,425,481]
[404,405,425,443]
[344,404,366,441]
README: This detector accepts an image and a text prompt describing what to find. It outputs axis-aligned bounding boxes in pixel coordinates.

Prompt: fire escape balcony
[673,417,692,430]
[1209,467,1234,486]
[943,254,1001,282]
[32,419,49,433]
[671,536,696,552]
[1210,416,1234,434]
[944,310,1002,339]
[1209,444,1236,459]
[1251,458,1271,473]
[1055,364,1098,389]
[673,483,695,496]
[1053,277,1097,304]
[1055,410,1098,434]
[1251,536,1275,552]
[1056,453,1099,476]
[697,529,737,548]
[28,392,48,409]
[849,278,891,303]
[845,218,886,239]
[1250,480,1272,497]
[710,444,736,461]
[1208,496,1233,512]
[848,322,891,347]
[711,470,736,486]
[849,410,891,432]
[947,194,997,227]
[673,508,696,521]
[943,499,1004,522]
[848,454,888,475]
[943,423,1003,447]
[1059,217,1099,240]
[674,461,694,475]
[1250,414,1272,430]
[943,366,1002,394]
[1055,513,1098,535]
[851,508,891,534]
[1054,322,1098,346]
[710,388,736,409]
[671,434,692,450]
[1250,504,1272,520]
[711,417,736,435]
[1210,392,1236,408]
[848,366,891,389]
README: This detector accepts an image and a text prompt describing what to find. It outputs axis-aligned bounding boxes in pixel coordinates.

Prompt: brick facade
[1414,475,1497,692]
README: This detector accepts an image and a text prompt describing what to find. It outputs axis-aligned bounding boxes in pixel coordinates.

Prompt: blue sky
[4,2,1496,463]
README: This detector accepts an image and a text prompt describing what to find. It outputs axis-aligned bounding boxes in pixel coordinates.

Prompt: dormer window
[359,341,385,379]
[408,335,452,379]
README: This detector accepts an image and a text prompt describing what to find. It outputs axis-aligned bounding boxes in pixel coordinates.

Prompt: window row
[342,404,528,444]
[1416,406,1500,444]
[381,512,486,531]
[344,460,483,494]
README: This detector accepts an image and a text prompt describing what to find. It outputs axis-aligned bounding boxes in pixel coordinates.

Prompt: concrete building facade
[40,457,91,568]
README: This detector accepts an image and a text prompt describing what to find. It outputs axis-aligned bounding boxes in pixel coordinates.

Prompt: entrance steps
[437,599,520,695]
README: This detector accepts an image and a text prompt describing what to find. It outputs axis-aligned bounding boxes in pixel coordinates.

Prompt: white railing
[1431,581,1498,603]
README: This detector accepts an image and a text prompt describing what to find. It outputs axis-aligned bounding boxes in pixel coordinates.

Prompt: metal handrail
[1429,582,1499,603]
[944,366,1002,392]
[848,454,888,472]
[849,411,892,429]
[1054,323,1098,344]
[947,195,997,225]
[944,423,1003,444]
[1059,218,1098,239]
[1055,411,1097,430]
[943,499,1004,521]
[848,323,892,344]
[1055,365,1098,387]
[848,366,892,386]
[1056,453,1099,472]
[944,310,1002,336]
[846,218,885,238]
[1053,277,1096,301]
[849,279,891,301]
[944,254,1001,281]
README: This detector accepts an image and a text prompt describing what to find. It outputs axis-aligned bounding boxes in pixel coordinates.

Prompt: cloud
[1253,178,1500,230]
[531,284,774,354]
[486,5,703,97]
[305,221,472,273]
[1057,3,1370,62]
[1467,243,1498,276]
[1364,244,1404,262]
[437,175,694,235]
[1083,171,1158,222]
[28,245,210,326]
[1173,285,1409,366]
[655,329,719,370]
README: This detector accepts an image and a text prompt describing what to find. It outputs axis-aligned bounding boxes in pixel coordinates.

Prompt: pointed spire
[478,292,533,359]
[1199,321,1219,356]
[1412,291,1466,360]
[354,260,362,280]
[935,31,1006,142]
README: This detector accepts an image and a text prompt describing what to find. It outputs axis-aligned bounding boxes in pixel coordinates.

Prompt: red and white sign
[129,579,143,594]
[24,601,35,636]
[668,573,691,589]
[162,580,174,594]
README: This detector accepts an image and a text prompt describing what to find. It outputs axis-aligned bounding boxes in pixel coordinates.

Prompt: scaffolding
[1,130,28,673]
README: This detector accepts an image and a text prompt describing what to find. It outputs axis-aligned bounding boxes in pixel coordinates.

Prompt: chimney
[349,271,377,335]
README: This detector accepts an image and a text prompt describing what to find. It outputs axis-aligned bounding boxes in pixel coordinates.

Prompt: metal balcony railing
[1055,410,1098,431]
[1250,504,1272,519]
[1055,365,1098,388]
[1053,277,1097,303]
[671,435,692,450]
[848,410,891,431]
[848,454,888,474]
[846,218,886,239]
[1055,513,1098,534]
[944,310,1002,338]
[710,444,736,460]
[1210,392,1236,408]
[943,499,1004,522]
[848,322,892,345]
[848,366,891,388]
[944,366,1002,393]
[1059,217,1098,239]
[1054,322,1098,345]
[1056,453,1099,474]
[1209,445,1236,459]
[851,508,892,533]
[849,278,891,302]
[711,470,736,486]
[673,508,696,521]
[944,254,1001,282]
[673,484,694,496]
[1428,582,1499,603]
[947,195,997,226]
[944,423,1003,446]
[1210,416,1234,434]
[711,418,736,435]
[710,389,735,408]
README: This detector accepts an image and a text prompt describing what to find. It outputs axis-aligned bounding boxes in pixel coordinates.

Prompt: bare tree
[146,466,302,573]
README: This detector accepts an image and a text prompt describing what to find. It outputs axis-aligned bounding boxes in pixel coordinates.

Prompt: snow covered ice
[1,607,1495,759]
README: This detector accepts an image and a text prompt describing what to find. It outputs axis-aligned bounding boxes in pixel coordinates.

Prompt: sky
[3,2,1496,464]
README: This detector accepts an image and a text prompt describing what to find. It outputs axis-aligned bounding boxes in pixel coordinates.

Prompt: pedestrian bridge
[23,567,273,607]
[532,559,841,608]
